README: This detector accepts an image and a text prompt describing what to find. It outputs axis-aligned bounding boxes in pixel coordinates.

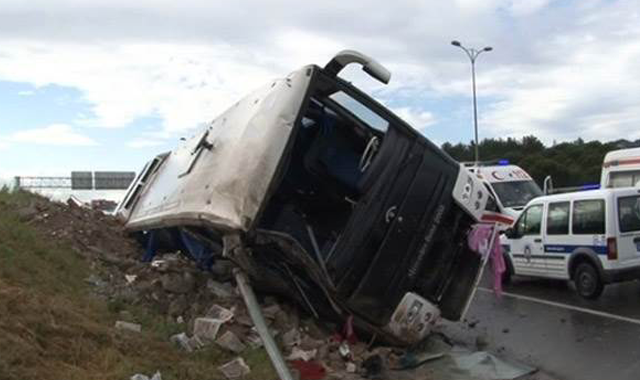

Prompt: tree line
[442,137,640,188]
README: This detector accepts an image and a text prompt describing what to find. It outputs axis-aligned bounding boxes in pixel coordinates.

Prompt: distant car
[501,187,640,299]
[116,50,490,345]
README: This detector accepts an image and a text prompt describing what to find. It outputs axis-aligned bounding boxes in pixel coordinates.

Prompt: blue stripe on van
[544,244,607,255]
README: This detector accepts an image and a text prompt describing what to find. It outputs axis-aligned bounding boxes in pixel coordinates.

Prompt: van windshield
[492,180,543,208]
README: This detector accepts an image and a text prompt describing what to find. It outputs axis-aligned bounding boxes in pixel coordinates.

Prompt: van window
[609,170,640,188]
[572,200,605,234]
[618,196,640,233]
[547,202,570,235]
[516,204,543,235]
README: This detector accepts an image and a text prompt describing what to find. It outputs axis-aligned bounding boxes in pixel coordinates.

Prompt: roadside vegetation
[0,189,275,380]
[443,136,640,187]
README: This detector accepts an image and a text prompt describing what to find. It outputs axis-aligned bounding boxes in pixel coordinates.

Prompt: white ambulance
[601,147,640,188]
[467,161,543,228]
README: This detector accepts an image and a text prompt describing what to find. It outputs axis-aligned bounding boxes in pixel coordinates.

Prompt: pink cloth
[468,223,506,296]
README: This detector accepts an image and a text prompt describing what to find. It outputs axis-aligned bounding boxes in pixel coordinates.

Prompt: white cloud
[0,0,638,147]
[3,124,97,146]
[17,90,34,96]
[392,107,437,131]
[126,139,166,148]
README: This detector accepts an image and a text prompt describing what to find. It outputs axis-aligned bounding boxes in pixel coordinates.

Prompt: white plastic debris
[286,347,317,362]
[282,328,301,347]
[115,321,141,333]
[176,316,185,324]
[170,332,194,352]
[346,362,357,373]
[125,274,137,284]
[194,317,223,343]
[206,279,235,298]
[206,304,234,323]
[130,372,161,380]
[219,357,251,379]
[216,330,247,353]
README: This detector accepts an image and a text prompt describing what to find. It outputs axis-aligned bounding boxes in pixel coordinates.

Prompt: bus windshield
[492,180,543,208]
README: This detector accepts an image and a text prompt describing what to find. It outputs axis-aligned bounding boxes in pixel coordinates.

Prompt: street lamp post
[451,40,492,164]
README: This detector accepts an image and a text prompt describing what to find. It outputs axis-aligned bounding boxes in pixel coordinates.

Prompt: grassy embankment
[0,189,275,380]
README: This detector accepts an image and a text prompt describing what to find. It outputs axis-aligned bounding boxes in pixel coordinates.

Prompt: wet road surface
[440,275,640,380]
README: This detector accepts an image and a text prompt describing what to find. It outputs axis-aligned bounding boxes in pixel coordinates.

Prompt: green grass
[0,189,277,380]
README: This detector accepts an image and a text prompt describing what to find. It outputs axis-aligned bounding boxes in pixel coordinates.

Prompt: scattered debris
[115,321,141,333]
[193,317,223,343]
[346,361,357,373]
[206,304,235,322]
[170,332,195,352]
[289,360,326,380]
[286,347,317,362]
[125,274,137,284]
[130,372,162,380]
[207,279,235,298]
[218,357,251,379]
[216,330,247,354]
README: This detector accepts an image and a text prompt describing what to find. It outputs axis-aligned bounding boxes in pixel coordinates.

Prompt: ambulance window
[618,196,640,233]
[518,205,542,235]
[547,202,570,235]
[609,170,640,188]
[572,200,605,234]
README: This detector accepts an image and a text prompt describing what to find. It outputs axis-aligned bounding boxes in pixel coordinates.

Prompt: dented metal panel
[124,68,313,232]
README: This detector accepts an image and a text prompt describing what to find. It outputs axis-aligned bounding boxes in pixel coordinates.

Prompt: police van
[501,186,640,299]
[467,161,543,228]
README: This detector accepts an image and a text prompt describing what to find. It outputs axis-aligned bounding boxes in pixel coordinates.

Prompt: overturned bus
[117,51,489,346]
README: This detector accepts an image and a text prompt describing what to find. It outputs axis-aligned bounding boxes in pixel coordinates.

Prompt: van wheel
[501,254,514,285]
[574,263,604,299]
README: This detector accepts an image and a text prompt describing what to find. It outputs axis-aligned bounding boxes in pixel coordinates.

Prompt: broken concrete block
[188,335,205,350]
[282,328,301,347]
[193,317,223,343]
[115,321,142,333]
[262,304,282,320]
[161,272,195,294]
[130,375,149,380]
[170,332,194,352]
[216,331,246,353]
[207,279,235,298]
[168,295,188,317]
[206,304,234,322]
[218,357,251,379]
[286,346,317,362]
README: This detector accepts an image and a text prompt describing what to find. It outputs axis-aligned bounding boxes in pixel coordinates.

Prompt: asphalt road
[440,274,640,380]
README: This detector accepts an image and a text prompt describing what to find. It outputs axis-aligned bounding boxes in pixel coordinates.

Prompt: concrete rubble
[115,321,142,333]
[13,193,547,380]
[218,357,251,379]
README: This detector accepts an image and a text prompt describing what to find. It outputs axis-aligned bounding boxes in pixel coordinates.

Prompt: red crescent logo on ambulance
[491,171,505,181]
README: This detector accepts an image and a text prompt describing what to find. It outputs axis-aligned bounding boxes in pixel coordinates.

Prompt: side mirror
[503,227,516,239]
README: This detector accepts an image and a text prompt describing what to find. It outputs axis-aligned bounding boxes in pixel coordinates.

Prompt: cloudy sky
[1,0,640,182]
